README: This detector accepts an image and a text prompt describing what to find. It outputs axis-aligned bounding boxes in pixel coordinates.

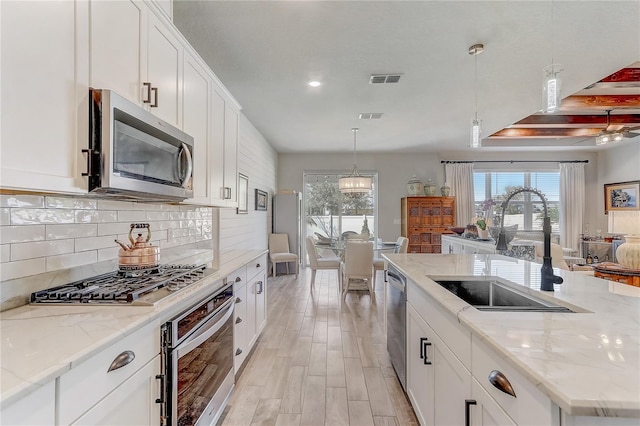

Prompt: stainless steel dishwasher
[386,264,407,392]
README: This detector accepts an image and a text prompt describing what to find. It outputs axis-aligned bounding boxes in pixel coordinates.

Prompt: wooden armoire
[401,196,456,253]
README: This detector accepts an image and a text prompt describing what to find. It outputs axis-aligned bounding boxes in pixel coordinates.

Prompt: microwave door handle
[179,143,193,188]
[174,298,234,359]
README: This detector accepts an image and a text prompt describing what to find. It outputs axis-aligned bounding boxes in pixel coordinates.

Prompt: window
[303,172,377,264]
[474,171,560,232]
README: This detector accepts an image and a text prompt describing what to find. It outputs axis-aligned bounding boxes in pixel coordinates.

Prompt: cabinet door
[407,304,435,426]
[470,378,517,426]
[246,277,258,349]
[255,272,267,335]
[147,11,181,127]
[182,51,211,204]
[1,0,84,193]
[433,334,471,425]
[90,0,146,105]
[223,103,239,206]
[0,381,54,425]
[71,356,161,426]
[210,90,227,205]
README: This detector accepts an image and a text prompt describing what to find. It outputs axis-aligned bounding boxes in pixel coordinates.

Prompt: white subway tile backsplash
[0,258,46,281]
[11,239,75,261]
[46,197,97,210]
[117,210,148,222]
[46,224,97,240]
[75,210,118,223]
[1,245,10,262]
[0,195,45,208]
[75,235,120,252]
[97,222,132,236]
[0,209,10,226]
[146,211,172,221]
[97,246,120,262]
[97,199,135,210]
[0,225,45,243]
[46,251,98,272]
[11,208,75,225]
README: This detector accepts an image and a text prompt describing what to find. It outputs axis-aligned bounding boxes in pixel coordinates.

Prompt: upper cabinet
[1,0,242,206]
[0,0,86,194]
[90,0,182,127]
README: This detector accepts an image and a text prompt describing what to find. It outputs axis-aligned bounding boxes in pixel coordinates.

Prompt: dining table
[314,239,397,259]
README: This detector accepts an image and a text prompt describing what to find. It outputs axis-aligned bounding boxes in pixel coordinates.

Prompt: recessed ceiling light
[308,81,321,87]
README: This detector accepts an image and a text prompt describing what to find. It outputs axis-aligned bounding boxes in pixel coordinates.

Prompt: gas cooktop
[30,264,214,306]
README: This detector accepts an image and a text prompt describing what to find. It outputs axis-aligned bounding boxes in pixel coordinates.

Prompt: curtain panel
[559,163,585,252]
[445,163,474,227]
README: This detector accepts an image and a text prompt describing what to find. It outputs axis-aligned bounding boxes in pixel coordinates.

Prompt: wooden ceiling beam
[489,128,601,139]
[511,114,640,128]
[559,95,640,110]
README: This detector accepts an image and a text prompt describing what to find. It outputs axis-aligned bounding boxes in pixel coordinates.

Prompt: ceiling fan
[594,110,640,145]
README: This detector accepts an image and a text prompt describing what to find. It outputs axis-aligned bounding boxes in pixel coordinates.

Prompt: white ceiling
[173,1,640,154]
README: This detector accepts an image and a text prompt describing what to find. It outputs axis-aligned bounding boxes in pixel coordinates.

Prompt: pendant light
[339,128,372,194]
[542,0,562,113]
[469,43,484,149]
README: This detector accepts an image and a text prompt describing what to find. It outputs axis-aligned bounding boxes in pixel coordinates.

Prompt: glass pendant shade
[471,117,482,148]
[339,128,372,194]
[542,64,562,113]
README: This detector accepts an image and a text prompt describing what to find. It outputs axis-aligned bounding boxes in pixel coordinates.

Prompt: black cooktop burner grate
[30,264,206,304]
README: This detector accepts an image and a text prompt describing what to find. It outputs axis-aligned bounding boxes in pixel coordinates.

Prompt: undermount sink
[434,279,575,313]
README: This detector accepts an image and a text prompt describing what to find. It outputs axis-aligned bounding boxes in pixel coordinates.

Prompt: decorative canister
[424,179,437,196]
[440,183,451,197]
[407,175,423,196]
[616,234,640,269]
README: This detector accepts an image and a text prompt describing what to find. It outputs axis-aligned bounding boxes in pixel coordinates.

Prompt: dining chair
[341,241,374,297]
[305,236,341,288]
[268,233,298,278]
[372,236,409,288]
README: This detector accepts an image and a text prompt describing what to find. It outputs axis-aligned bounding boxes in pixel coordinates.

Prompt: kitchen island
[383,253,640,424]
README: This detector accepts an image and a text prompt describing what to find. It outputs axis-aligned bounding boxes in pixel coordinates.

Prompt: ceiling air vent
[359,113,384,120]
[369,74,402,84]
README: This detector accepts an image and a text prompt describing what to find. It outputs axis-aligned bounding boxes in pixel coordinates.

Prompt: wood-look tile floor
[218,268,418,426]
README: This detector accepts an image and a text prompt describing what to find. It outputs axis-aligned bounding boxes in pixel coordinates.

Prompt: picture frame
[604,180,640,213]
[237,173,248,214]
[255,189,268,211]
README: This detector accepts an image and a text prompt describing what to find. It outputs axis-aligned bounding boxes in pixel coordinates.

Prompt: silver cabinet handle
[235,297,242,303]
[235,317,243,324]
[143,82,152,103]
[235,348,243,356]
[257,281,263,294]
[223,187,232,199]
[107,350,135,372]
[256,263,261,268]
[235,276,242,282]
[488,370,517,397]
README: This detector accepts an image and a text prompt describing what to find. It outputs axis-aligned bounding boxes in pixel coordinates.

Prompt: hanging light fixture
[339,128,372,194]
[469,43,484,149]
[542,0,562,113]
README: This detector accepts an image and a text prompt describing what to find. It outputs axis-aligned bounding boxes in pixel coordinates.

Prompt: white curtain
[445,163,475,227]
[559,163,585,252]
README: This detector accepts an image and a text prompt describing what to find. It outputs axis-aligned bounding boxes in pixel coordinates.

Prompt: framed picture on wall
[255,189,267,211]
[237,174,248,214]
[604,180,640,213]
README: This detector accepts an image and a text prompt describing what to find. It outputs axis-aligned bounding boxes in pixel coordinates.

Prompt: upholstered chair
[269,233,299,277]
[372,236,409,288]
[341,241,374,297]
[305,236,340,288]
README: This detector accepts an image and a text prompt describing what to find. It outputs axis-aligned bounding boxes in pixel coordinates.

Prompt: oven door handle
[175,298,235,359]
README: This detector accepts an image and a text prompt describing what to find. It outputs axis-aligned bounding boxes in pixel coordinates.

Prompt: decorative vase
[616,234,640,270]
[478,228,489,239]
[424,179,437,196]
[441,184,450,197]
[407,175,423,196]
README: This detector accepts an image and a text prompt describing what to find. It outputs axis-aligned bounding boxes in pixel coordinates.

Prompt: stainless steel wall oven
[159,281,235,425]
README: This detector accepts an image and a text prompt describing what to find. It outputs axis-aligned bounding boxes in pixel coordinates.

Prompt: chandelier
[339,128,372,194]
[469,43,484,148]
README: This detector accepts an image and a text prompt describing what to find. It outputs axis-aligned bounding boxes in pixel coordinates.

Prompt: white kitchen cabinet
[470,378,517,426]
[0,380,55,425]
[0,0,86,194]
[223,101,240,207]
[255,270,267,336]
[71,356,161,426]
[58,321,160,425]
[182,50,212,205]
[407,303,471,426]
[210,88,240,207]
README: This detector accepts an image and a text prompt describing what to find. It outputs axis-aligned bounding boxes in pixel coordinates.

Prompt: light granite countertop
[383,253,640,418]
[0,249,267,408]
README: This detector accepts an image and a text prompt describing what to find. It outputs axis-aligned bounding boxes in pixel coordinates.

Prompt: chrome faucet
[495,187,563,291]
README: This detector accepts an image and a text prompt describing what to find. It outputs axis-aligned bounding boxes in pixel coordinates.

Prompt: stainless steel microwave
[85,89,194,201]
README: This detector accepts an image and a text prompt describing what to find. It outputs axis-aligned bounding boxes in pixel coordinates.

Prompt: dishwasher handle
[387,270,406,292]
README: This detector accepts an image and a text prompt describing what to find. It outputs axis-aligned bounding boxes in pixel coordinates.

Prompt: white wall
[596,141,640,233]
[219,114,278,251]
[278,150,601,242]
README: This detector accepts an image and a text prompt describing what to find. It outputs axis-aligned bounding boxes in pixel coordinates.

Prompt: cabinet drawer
[407,280,471,368]
[229,266,247,291]
[247,254,267,281]
[233,284,248,372]
[58,321,160,425]
[471,337,559,426]
[0,380,55,425]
